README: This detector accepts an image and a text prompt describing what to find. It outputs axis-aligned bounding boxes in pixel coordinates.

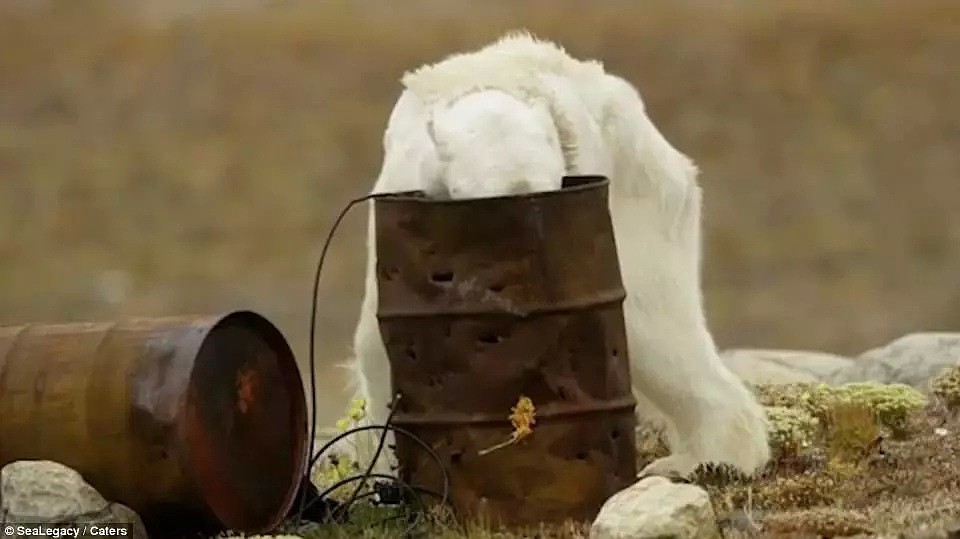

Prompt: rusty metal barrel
[0,310,307,534]
[374,175,638,526]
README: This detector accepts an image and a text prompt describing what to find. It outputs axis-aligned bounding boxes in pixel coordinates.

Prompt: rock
[837,333,960,389]
[721,348,855,385]
[1,461,106,520]
[1,460,149,539]
[590,476,721,539]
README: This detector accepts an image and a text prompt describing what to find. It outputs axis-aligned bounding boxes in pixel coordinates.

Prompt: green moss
[765,406,821,457]
[753,382,836,423]
[830,382,927,437]
[753,381,927,439]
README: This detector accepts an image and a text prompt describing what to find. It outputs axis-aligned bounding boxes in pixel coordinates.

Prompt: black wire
[313,473,424,515]
[307,424,453,535]
[303,468,441,535]
[300,192,377,525]
[307,423,450,503]
[304,421,451,524]
[303,472,445,513]
[295,188,449,535]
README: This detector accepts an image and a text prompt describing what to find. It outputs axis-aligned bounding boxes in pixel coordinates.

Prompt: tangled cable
[291,191,452,536]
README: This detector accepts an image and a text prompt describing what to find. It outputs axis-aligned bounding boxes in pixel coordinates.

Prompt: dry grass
[1,1,959,429]
[720,383,959,534]
[702,386,960,538]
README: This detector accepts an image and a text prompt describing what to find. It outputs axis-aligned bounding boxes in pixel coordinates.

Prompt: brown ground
[1,0,958,427]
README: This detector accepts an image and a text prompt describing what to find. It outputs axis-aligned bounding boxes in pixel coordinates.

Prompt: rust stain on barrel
[374,175,638,526]
[0,311,308,535]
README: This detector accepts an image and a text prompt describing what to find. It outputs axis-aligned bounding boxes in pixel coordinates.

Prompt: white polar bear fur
[342,31,770,479]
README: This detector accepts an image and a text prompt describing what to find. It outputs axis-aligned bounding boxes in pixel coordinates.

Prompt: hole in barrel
[478,332,502,345]
[382,267,399,281]
[576,451,588,461]
[404,347,417,361]
[610,428,620,440]
[451,451,463,465]
[488,283,505,293]
[558,386,569,400]
[430,271,454,283]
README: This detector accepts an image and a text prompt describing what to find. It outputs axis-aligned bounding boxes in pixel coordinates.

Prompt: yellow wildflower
[348,397,367,422]
[479,395,536,456]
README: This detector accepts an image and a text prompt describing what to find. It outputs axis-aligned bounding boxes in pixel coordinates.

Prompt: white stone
[1,460,148,539]
[839,333,960,389]
[590,476,721,539]
[721,348,854,385]
[1,460,107,520]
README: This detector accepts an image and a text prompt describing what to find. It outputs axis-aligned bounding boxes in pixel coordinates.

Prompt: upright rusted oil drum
[374,176,638,526]
[0,311,307,534]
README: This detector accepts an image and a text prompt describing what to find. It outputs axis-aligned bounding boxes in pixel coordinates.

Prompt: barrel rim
[179,309,308,534]
[390,396,637,427]
[372,174,609,205]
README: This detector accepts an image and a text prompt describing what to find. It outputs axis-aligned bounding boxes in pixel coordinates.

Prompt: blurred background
[1,0,958,428]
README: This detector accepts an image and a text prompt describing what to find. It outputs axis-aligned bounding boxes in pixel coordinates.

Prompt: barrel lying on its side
[0,310,308,534]
[374,175,638,526]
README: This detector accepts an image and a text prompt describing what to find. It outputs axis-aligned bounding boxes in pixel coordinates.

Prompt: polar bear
[342,31,770,479]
